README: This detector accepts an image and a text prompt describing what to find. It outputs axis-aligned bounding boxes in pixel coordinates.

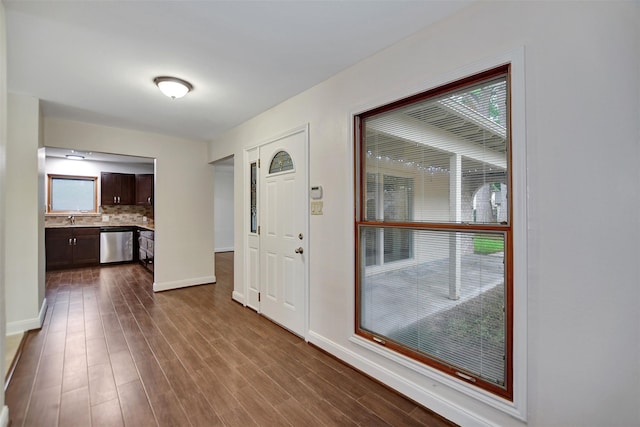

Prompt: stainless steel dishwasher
[100,227,134,264]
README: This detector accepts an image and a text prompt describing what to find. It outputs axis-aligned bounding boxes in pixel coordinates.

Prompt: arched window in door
[269,151,294,174]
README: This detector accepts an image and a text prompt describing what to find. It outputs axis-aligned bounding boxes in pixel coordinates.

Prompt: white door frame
[243,124,309,340]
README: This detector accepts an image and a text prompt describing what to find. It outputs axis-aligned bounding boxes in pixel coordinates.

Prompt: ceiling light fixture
[66,154,85,160]
[154,76,193,99]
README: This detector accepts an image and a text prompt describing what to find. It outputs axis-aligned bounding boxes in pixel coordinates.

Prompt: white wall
[45,118,215,292]
[5,94,46,335]
[209,2,640,426]
[214,162,234,252]
[0,2,9,425]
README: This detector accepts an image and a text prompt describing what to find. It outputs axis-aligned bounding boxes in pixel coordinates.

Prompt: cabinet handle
[148,197,151,204]
[117,196,121,203]
[73,238,77,245]
[68,238,72,246]
[113,196,116,203]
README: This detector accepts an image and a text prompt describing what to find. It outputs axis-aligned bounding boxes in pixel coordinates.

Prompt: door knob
[294,247,304,254]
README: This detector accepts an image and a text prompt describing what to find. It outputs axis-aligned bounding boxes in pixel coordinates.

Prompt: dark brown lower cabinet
[45,227,100,270]
[137,229,154,273]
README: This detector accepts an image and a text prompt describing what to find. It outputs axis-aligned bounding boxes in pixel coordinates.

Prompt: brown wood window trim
[47,174,99,214]
[354,64,513,400]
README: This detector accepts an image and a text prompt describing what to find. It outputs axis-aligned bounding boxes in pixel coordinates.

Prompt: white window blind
[356,66,512,399]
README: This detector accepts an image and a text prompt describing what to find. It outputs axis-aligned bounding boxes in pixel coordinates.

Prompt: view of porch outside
[360,228,505,385]
[358,71,510,390]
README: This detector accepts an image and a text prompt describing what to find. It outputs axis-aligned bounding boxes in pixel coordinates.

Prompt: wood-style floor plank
[91,397,124,427]
[117,380,156,427]
[58,386,91,427]
[5,252,456,427]
[88,362,118,406]
[22,384,61,427]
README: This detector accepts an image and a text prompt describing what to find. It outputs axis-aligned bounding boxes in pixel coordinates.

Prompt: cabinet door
[45,228,74,270]
[135,174,154,206]
[72,228,100,266]
[101,172,118,205]
[101,172,136,205]
[119,174,136,205]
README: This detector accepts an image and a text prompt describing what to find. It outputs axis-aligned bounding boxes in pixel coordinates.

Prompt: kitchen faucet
[67,215,75,225]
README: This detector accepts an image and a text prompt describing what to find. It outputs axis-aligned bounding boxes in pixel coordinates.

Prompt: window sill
[349,334,525,421]
[46,212,101,217]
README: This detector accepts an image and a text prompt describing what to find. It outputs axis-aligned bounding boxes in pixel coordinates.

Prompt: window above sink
[47,174,98,214]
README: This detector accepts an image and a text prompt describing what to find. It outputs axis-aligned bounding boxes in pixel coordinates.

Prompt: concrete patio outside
[360,251,505,384]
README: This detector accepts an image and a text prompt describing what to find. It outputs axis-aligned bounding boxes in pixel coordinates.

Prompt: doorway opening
[213,155,235,253]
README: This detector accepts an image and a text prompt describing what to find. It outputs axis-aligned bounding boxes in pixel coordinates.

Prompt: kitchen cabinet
[45,227,100,270]
[137,229,154,273]
[135,174,154,206]
[101,172,135,205]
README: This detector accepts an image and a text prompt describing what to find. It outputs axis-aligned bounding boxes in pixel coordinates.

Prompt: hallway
[5,253,453,426]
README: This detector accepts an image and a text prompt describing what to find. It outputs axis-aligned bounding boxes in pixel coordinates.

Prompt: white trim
[0,406,8,427]
[309,331,495,427]
[348,334,523,420]
[243,147,259,310]
[509,46,528,421]
[6,297,47,335]
[152,276,216,292]
[214,246,234,253]
[232,290,245,304]
[348,47,528,421]
[40,296,48,326]
[302,124,310,341]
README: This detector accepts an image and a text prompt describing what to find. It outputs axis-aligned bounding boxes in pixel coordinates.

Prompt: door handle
[294,247,304,254]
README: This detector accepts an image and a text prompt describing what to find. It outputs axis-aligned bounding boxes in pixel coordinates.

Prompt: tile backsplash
[45,205,154,227]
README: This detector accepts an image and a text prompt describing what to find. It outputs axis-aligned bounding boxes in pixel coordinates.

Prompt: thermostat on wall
[310,186,323,199]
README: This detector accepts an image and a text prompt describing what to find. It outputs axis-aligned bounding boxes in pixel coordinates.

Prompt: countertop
[45,223,154,231]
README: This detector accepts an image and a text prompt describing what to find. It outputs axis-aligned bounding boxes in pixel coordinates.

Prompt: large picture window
[355,65,512,399]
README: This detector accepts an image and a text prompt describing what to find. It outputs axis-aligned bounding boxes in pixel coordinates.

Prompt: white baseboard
[307,330,494,427]
[214,247,234,253]
[231,290,245,304]
[6,297,48,335]
[153,276,216,292]
[0,405,8,427]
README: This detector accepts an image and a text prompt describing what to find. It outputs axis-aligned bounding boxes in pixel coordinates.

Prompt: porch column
[449,154,462,300]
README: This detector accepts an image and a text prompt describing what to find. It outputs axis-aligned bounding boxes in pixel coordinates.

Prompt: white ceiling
[5,1,471,143]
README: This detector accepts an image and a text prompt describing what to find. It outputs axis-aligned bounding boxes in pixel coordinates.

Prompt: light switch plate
[311,201,323,215]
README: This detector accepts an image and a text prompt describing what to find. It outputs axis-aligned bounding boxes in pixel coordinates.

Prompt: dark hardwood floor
[5,252,455,426]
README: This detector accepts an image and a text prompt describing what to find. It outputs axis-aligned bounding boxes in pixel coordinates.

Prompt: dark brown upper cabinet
[135,174,154,206]
[101,172,135,205]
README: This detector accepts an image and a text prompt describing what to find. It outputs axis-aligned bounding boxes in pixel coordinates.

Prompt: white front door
[258,128,307,337]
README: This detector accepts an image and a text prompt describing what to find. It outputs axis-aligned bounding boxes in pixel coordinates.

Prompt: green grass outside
[473,234,504,254]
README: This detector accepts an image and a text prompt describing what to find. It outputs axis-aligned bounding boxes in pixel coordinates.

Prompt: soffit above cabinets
[45,147,154,165]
